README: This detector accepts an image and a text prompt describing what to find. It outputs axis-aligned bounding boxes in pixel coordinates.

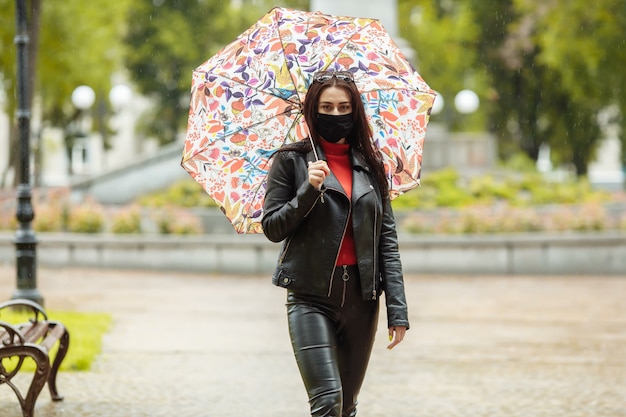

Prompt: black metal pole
[12,0,43,305]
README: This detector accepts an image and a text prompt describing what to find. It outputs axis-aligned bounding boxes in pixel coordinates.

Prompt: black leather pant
[286,265,379,417]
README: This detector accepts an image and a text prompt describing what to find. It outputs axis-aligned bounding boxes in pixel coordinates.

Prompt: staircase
[70,141,189,205]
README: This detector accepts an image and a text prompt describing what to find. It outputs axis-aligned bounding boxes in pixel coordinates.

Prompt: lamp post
[430,89,480,127]
[109,84,133,111]
[12,0,42,304]
[69,85,95,176]
[71,85,96,112]
[454,89,480,115]
[107,83,134,163]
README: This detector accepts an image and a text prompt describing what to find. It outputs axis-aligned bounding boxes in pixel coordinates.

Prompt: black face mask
[314,113,354,143]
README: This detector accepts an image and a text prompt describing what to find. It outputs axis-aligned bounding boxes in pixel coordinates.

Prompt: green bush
[392,164,614,212]
[4,155,619,236]
[33,203,64,232]
[111,206,142,234]
[170,216,203,235]
[138,178,217,208]
[570,204,607,231]
[498,153,538,173]
[620,216,626,230]
[0,209,17,231]
[152,207,203,235]
[400,202,618,235]
[394,167,473,209]
[457,211,487,234]
[468,175,518,204]
[66,203,104,233]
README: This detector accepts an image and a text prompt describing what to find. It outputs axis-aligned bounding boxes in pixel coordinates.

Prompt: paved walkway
[0,265,625,417]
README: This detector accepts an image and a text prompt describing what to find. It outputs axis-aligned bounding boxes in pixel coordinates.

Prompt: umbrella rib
[233,107,301,136]
[281,112,304,145]
[278,11,305,101]
[196,69,302,107]
[321,18,377,73]
[237,114,304,232]
[321,18,421,93]
[182,100,301,166]
[241,114,304,226]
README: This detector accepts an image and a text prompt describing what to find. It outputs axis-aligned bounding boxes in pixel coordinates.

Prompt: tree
[123,0,313,146]
[530,0,626,173]
[0,0,132,186]
[42,0,132,178]
[0,0,41,187]
[399,0,626,176]
[398,0,488,132]
[469,0,553,162]
[123,0,266,146]
[0,0,315,187]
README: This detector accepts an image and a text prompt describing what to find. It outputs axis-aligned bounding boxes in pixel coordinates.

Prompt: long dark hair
[280,75,389,198]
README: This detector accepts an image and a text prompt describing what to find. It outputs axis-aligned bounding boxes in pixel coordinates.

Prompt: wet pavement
[0,265,625,417]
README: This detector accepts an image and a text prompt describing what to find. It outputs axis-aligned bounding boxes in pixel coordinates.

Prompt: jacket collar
[350,149,370,173]
[306,142,375,199]
[307,142,370,173]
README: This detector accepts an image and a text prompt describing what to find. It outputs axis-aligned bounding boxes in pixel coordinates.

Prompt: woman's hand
[308,160,330,190]
[387,326,407,350]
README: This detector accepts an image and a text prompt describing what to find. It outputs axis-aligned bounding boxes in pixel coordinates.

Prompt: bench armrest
[0,299,48,322]
[0,320,26,345]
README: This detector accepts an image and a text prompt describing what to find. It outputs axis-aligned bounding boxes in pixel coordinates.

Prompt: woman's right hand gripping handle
[308,160,330,191]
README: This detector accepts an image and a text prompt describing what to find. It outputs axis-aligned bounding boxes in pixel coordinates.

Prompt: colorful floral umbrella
[182,7,436,234]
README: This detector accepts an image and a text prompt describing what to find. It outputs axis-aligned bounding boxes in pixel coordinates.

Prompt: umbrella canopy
[182,7,435,234]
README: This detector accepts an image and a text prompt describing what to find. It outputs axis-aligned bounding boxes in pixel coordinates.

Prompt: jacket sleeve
[262,151,323,242]
[379,197,410,330]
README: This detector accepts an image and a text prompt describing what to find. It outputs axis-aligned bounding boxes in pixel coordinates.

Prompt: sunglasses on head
[313,70,354,83]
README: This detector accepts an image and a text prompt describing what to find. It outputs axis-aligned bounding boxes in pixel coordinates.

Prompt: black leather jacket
[262,144,409,329]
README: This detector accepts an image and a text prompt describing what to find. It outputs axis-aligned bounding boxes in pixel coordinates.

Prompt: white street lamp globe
[431,91,444,115]
[71,85,96,110]
[454,89,479,114]
[109,84,133,110]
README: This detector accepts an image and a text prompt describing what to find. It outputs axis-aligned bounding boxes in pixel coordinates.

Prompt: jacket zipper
[327,186,351,297]
[372,187,378,299]
[279,190,322,265]
[304,193,323,218]
[278,236,293,265]
[341,265,349,307]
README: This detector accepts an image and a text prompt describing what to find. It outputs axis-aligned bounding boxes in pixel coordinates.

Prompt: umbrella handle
[309,137,320,161]
[305,124,319,161]
[304,126,325,202]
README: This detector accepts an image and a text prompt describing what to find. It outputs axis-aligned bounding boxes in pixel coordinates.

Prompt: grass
[0,310,112,372]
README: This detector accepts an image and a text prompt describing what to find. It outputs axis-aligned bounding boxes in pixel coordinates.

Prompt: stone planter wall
[1,231,624,275]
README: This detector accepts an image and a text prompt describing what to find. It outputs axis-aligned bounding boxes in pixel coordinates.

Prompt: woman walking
[262,69,409,417]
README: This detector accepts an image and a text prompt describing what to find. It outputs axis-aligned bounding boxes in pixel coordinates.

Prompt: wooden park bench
[0,299,70,417]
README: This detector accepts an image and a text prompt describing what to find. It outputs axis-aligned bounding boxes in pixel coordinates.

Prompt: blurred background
[0,0,624,237]
[1,4,624,415]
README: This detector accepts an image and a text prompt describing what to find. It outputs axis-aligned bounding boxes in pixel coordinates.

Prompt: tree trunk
[572,151,588,177]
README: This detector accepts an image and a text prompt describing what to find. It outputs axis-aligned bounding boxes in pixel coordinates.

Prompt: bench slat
[22,322,50,344]
[0,299,69,417]
[40,324,66,352]
[0,328,9,344]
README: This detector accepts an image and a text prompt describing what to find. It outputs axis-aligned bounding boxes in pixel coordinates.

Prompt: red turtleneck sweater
[319,140,357,266]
